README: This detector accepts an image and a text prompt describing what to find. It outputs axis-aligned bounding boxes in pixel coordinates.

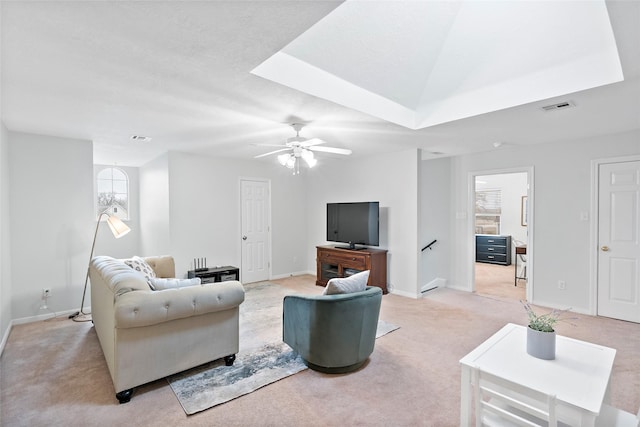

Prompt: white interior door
[240,179,270,284]
[597,161,640,322]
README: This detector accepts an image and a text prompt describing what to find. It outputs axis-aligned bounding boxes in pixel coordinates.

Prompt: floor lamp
[71,212,131,322]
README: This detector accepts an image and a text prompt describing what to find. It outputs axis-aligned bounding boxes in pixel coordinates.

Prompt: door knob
[242,236,247,241]
[601,245,609,252]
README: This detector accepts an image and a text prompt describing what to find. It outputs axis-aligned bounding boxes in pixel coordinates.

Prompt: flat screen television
[326,201,379,249]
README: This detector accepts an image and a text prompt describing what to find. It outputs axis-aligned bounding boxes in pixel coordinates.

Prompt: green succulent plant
[521,300,572,332]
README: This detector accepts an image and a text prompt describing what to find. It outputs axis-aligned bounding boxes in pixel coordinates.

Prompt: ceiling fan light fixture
[256,123,350,173]
[285,155,296,169]
[305,157,317,168]
[301,148,314,161]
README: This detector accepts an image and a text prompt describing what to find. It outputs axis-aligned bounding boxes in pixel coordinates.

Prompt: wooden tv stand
[316,245,388,294]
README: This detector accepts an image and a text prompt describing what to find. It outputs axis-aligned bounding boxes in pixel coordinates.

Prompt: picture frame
[521,196,528,226]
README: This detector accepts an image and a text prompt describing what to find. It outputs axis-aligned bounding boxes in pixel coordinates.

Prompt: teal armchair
[283,286,382,373]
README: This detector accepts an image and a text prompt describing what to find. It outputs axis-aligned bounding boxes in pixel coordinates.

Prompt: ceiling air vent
[541,101,575,112]
[130,135,152,142]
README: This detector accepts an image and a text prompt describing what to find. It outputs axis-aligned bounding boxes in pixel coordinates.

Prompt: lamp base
[71,312,92,323]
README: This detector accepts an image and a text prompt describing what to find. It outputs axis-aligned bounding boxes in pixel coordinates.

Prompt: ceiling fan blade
[252,143,288,148]
[300,138,325,147]
[308,146,352,155]
[254,148,291,158]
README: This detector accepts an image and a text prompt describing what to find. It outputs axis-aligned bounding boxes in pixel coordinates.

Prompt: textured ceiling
[1,1,639,167]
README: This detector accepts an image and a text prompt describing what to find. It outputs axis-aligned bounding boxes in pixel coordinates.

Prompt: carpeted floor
[1,275,638,426]
[167,281,399,415]
[475,261,526,301]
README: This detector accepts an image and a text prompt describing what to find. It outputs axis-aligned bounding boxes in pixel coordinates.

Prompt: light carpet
[168,282,398,415]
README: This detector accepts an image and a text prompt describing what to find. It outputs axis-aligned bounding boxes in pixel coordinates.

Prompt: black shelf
[188,266,239,284]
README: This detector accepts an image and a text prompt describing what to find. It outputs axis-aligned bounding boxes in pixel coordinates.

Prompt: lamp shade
[106,215,131,238]
[72,211,132,321]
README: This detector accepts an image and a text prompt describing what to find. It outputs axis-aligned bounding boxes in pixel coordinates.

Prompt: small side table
[514,245,527,286]
[188,266,239,284]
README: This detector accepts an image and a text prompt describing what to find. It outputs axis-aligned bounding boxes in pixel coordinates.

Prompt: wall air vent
[541,101,575,112]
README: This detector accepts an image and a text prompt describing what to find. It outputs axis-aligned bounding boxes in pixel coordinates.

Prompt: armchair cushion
[323,270,370,295]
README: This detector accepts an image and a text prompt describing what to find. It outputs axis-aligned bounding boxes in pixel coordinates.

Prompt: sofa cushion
[323,270,370,295]
[124,256,156,281]
[149,277,201,291]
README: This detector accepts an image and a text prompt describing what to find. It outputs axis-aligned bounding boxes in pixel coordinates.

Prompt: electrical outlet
[42,288,51,299]
[558,281,566,290]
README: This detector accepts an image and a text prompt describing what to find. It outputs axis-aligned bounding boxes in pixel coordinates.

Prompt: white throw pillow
[124,256,157,281]
[323,270,370,295]
[149,277,201,291]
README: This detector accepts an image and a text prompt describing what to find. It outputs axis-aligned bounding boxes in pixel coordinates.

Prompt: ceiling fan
[254,124,352,174]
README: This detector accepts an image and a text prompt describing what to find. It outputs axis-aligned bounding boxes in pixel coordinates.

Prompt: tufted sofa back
[143,255,175,278]
[91,256,149,296]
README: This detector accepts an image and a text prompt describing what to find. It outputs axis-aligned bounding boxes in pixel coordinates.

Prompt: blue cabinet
[476,235,511,266]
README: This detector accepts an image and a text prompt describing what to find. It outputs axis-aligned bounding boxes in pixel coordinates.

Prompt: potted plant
[521,300,572,360]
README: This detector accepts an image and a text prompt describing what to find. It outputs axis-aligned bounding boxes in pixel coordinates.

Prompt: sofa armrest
[143,255,175,278]
[114,280,245,329]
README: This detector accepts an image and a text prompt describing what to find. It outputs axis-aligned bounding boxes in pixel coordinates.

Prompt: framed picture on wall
[521,196,528,226]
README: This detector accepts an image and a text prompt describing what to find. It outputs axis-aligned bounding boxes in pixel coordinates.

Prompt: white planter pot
[526,326,556,360]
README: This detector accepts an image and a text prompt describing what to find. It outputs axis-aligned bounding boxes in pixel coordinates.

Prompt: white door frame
[468,166,535,302]
[239,177,272,283]
[589,154,640,316]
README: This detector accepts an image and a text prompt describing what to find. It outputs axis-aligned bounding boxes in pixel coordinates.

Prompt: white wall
[449,129,640,313]
[420,156,451,291]
[307,149,420,297]
[139,151,308,280]
[139,153,171,257]
[0,121,11,349]
[92,165,141,259]
[8,132,93,320]
[0,6,10,351]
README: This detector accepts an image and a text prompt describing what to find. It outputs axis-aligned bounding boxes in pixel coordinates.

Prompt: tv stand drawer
[320,251,367,269]
[316,245,388,294]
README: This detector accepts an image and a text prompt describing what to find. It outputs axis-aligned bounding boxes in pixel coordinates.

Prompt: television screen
[327,202,379,249]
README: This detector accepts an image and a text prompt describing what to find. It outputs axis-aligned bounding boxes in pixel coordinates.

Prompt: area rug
[169,320,398,415]
[168,281,399,415]
[168,341,307,415]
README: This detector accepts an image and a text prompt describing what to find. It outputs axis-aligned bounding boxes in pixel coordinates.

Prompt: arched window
[97,167,129,220]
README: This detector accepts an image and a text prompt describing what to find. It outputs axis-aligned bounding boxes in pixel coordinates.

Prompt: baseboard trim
[529,299,589,315]
[0,321,13,357]
[420,278,446,296]
[11,308,86,326]
[389,288,419,299]
[270,271,314,280]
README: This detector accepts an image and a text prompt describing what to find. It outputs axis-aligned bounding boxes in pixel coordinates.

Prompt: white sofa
[89,255,245,403]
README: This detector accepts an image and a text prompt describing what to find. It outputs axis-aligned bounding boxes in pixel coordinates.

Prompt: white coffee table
[459,323,616,427]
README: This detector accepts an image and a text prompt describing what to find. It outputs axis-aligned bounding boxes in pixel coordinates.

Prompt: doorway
[594,158,640,323]
[240,178,271,284]
[472,169,532,302]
